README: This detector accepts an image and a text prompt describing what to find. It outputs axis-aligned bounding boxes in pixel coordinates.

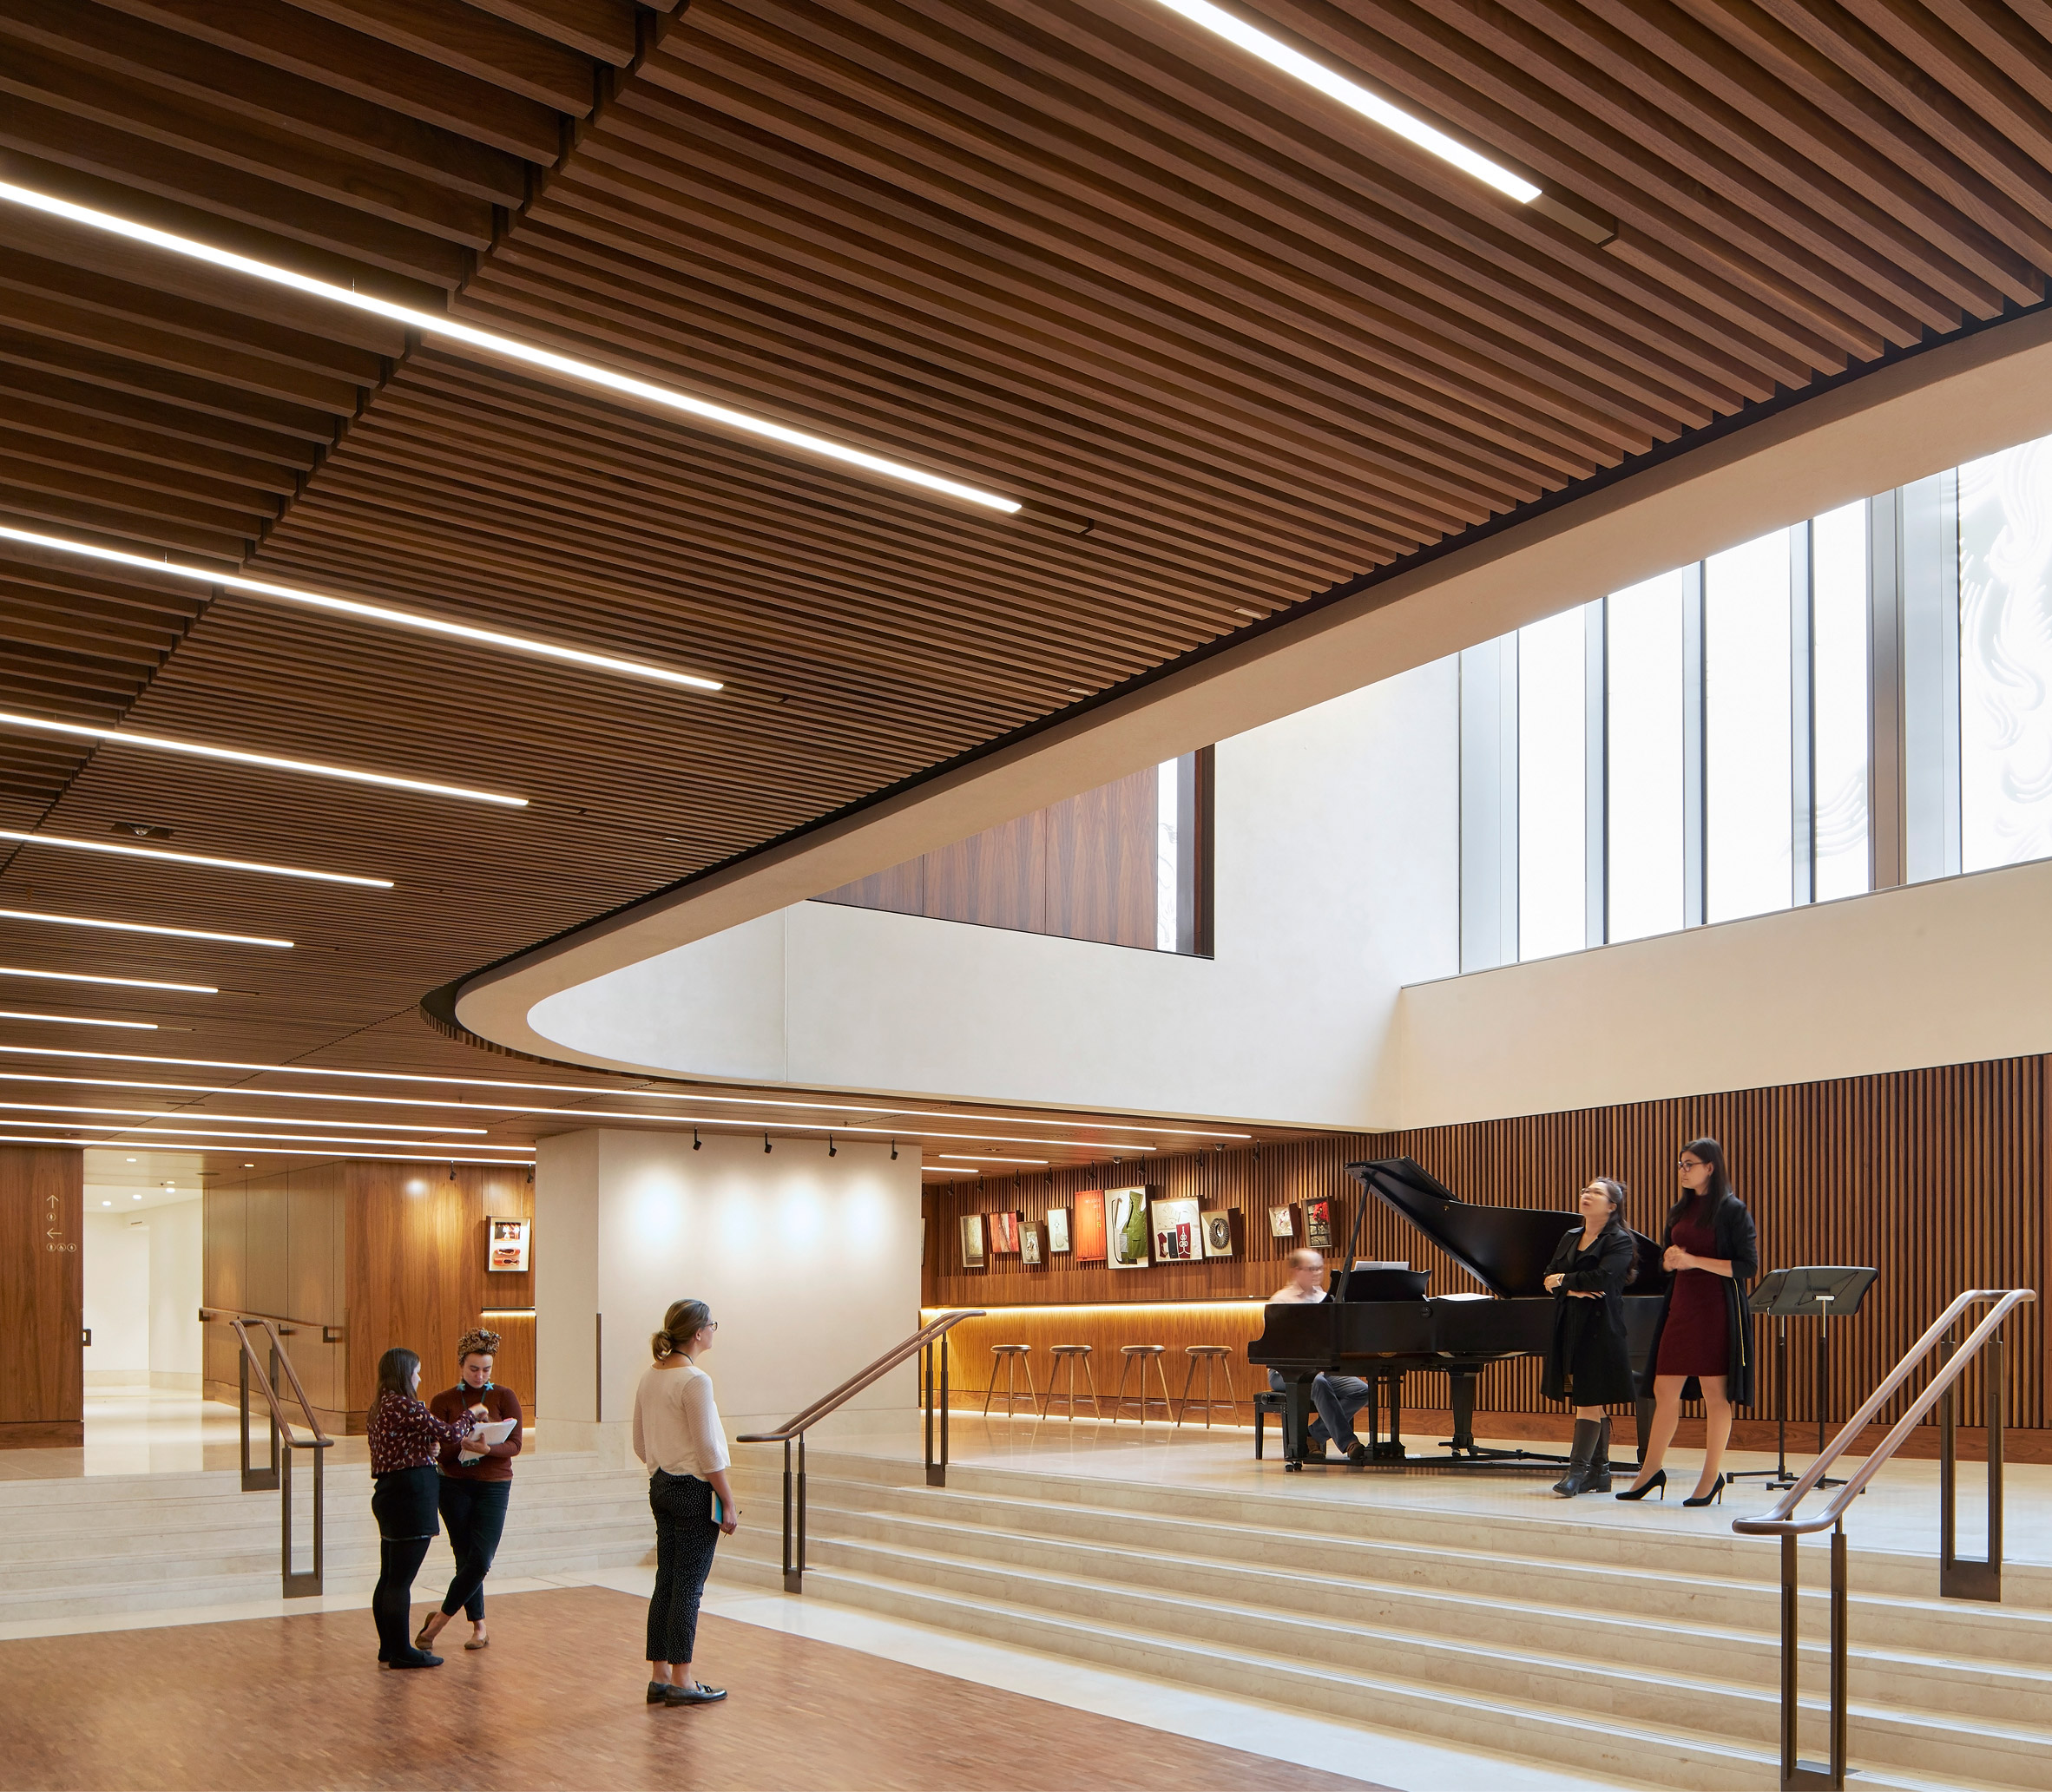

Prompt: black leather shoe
[647,1681,672,1704]
[387,1650,443,1670]
[663,1684,727,1705]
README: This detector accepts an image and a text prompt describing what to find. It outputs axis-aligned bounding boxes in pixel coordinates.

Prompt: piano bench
[1253,1390,1287,1460]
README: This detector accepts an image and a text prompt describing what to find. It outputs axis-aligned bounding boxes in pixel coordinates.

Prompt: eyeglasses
[1677,1158,1705,1170]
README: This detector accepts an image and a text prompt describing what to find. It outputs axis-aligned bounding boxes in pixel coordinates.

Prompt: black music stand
[1729,1266,1878,1491]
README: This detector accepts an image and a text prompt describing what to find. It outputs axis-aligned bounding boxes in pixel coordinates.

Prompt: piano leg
[1449,1369,1478,1455]
[1281,1374,1316,1470]
[1378,1371,1406,1461]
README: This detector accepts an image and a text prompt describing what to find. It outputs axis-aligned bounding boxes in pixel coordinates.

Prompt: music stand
[1729,1266,1878,1491]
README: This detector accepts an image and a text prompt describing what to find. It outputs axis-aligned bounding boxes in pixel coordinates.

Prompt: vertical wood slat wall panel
[0,1145,83,1443]
[922,1055,2047,1434]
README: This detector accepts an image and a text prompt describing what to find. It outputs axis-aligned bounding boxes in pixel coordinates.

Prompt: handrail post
[1779,1533,1799,1787]
[1942,1332,2003,1600]
[1829,1524,1848,1787]
[939,1336,950,1477]
[923,1339,944,1488]
[233,1320,278,1493]
[780,1437,799,1594]
[796,1431,807,1584]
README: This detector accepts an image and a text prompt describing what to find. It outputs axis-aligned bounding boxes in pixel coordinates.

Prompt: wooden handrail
[737,1309,985,1443]
[1733,1288,2034,1539]
[1729,1286,2033,1790]
[736,1309,983,1593]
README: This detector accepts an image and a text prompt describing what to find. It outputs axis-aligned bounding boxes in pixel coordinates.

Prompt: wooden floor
[0,1586,1385,1792]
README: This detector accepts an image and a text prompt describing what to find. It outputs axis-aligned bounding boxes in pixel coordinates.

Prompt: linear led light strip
[0,1044,1253,1139]
[0,965,214,993]
[0,711,522,809]
[940,1153,1047,1164]
[1151,0,1540,202]
[0,1009,157,1029]
[563,1111,1155,1152]
[0,1119,526,1150]
[0,829,391,889]
[0,1104,490,1132]
[0,1138,534,1165]
[922,1165,977,1175]
[0,525,720,694]
[0,1072,530,1109]
[0,907,290,949]
[0,184,1019,516]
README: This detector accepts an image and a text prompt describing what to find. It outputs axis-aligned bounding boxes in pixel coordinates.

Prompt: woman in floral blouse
[367,1347,482,1669]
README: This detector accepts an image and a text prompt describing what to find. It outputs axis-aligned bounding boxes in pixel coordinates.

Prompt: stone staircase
[716,1449,2052,1792]
[0,1451,654,1623]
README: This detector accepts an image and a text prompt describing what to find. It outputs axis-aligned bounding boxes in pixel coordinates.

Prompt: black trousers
[646,1470,720,1666]
[373,1537,432,1661]
[437,1476,510,1621]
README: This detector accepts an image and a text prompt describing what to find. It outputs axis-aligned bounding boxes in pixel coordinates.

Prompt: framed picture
[1305,1198,1334,1251]
[990,1210,1021,1254]
[1048,1208,1071,1255]
[1149,1195,1201,1262]
[1022,1224,1042,1267]
[960,1212,985,1270]
[488,1217,530,1273]
[1268,1205,1295,1239]
[1107,1185,1150,1269]
[1201,1211,1235,1258]
[1074,1191,1108,1263]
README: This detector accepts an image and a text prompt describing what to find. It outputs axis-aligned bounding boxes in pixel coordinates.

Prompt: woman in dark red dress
[1618,1138,1759,1507]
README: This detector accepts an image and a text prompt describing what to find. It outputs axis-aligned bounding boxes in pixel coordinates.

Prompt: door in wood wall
[0,1145,83,1447]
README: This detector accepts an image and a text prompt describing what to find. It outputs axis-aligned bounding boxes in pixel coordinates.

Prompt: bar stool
[982,1344,1037,1418]
[1042,1344,1099,1420]
[1108,1343,1175,1424]
[1174,1344,1241,1428]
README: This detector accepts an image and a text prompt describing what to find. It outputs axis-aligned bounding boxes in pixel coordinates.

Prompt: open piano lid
[1346,1158,1666,1298]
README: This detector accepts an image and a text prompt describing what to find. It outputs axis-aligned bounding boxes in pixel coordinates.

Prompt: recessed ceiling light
[0,1103,488,1131]
[0,526,722,694]
[0,966,215,993]
[0,830,391,889]
[0,711,525,808]
[1149,0,1542,202]
[0,182,1021,516]
[125,1156,136,1162]
[0,1008,159,1029]
[242,1162,254,1168]
[114,823,171,840]
[132,1191,141,1198]
[0,908,292,949]
[101,1198,110,1205]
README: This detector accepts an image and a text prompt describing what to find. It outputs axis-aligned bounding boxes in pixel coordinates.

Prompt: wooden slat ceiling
[0,0,2048,1165]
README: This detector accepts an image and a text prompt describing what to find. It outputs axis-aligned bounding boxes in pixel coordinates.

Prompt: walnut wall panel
[924,1054,2048,1438]
[0,1144,82,1447]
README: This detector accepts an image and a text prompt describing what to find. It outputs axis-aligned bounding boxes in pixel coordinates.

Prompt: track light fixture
[693,1128,701,1151]
[890,1139,898,1161]
[827,1132,837,1158]
[763,1132,771,1153]
[449,1163,457,1181]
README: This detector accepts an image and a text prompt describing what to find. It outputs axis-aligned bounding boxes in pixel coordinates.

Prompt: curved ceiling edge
[455,305,2052,1062]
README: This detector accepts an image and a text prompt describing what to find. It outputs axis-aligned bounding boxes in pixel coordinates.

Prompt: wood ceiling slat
[0,475,255,561]
[462,0,646,67]
[98,0,566,162]
[0,363,322,471]
[0,427,280,521]
[288,0,602,116]
[0,0,529,207]
[0,398,301,496]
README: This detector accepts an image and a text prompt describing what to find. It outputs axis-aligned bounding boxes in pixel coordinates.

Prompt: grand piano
[1248,1158,1667,1470]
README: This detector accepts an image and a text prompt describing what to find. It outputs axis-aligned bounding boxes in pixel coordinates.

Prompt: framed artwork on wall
[960,1213,985,1270]
[990,1210,1021,1254]
[488,1217,530,1273]
[1149,1195,1201,1261]
[1305,1198,1334,1250]
[1074,1191,1108,1262]
[1048,1209,1071,1255]
[1268,1205,1296,1239]
[1107,1186,1150,1268]
[1201,1211,1235,1258]
[1022,1224,1042,1267]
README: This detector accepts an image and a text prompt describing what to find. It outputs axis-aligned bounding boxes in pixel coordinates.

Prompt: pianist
[1267,1250,1374,1466]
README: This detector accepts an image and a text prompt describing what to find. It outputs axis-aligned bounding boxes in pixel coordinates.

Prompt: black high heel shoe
[1615,1468,1666,1501]
[1682,1474,1726,1508]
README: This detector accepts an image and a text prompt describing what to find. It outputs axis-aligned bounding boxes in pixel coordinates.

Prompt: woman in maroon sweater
[416,1329,523,1654]
[366,1348,481,1670]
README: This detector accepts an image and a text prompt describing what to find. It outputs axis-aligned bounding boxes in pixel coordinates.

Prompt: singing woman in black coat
[1619,1137,1759,1508]
[1540,1178,1639,1497]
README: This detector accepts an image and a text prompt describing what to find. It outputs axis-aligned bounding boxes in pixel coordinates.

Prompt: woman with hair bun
[416,1327,523,1655]
[1620,1136,1759,1507]
[633,1299,740,1707]
[1540,1178,1640,1497]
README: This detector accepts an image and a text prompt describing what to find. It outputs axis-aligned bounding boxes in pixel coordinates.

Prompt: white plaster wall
[1396,855,2052,1126]
[82,1212,150,1381]
[148,1200,203,1389]
[536,1131,924,1453]
[528,660,1463,1130]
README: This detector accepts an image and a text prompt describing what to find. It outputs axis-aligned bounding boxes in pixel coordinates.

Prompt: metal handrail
[1731,1287,2035,1790]
[737,1309,984,1592]
[222,1315,332,1598]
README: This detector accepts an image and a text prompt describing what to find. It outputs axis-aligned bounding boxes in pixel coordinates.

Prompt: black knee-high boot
[1552,1419,1603,1496]
[1588,1415,1614,1492]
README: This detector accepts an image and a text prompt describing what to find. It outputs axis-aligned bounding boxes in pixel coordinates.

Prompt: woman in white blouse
[633,1298,740,1706]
